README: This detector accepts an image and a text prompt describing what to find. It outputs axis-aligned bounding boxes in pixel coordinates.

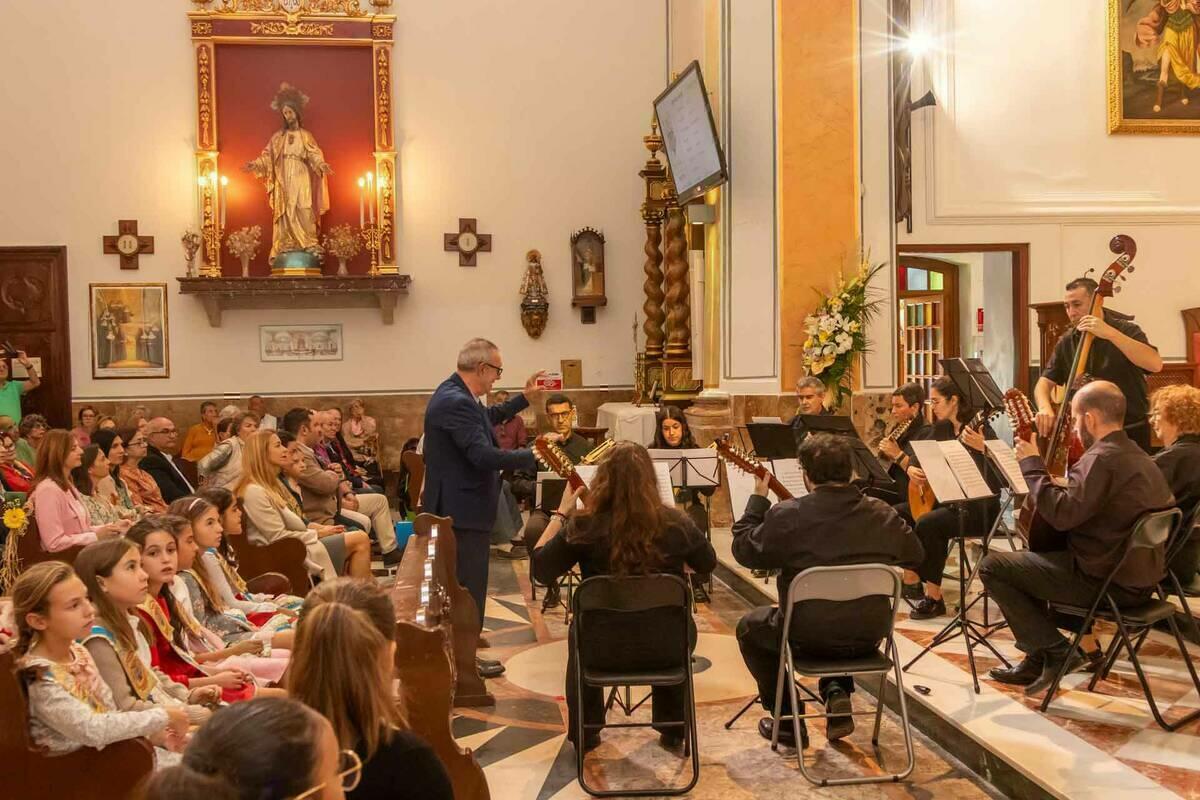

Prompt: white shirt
[259,413,278,431]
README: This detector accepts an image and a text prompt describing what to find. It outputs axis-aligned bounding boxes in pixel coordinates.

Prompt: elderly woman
[16,413,48,468]
[1151,385,1200,589]
[341,399,381,481]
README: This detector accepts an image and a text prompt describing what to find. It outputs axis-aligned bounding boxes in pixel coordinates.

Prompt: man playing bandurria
[981,381,1175,696]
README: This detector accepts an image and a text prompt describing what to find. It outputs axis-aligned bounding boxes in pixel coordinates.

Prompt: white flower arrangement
[800,255,885,408]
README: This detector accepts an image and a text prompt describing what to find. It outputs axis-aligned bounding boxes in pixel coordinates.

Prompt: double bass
[1015,234,1138,550]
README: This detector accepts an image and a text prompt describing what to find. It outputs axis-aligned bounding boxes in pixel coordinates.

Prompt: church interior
[4,1,1200,798]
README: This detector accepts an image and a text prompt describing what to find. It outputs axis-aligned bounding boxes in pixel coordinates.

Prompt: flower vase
[239,255,251,277]
[337,258,349,277]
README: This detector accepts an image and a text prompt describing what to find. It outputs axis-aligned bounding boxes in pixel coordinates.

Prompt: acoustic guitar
[906,407,1000,520]
[533,435,588,495]
[712,434,794,500]
[1003,388,1064,552]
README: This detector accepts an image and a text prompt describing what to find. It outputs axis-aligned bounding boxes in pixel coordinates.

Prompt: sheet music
[751,416,784,424]
[652,461,677,506]
[647,448,720,487]
[984,440,1029,495]
[938,440,993,499]
[768,458,809,498]
[910,441,967,503]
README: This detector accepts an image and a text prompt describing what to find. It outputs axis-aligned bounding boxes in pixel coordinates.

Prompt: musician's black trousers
[894,501,999,586]
[736,606,858,716]
[456,527,491,628]
[980,550,1149,656]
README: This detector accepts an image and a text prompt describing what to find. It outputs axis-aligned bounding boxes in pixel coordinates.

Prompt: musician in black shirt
[791,376,834,452]
[872,382,930,503]
[1035,277,1162,453]
[894,376,1001,619]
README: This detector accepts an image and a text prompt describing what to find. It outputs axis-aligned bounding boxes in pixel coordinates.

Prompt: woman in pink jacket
[31,429,129,552]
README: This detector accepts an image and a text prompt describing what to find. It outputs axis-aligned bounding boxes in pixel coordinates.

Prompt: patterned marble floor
[712,527,1200,800]
[447,549,1002,800]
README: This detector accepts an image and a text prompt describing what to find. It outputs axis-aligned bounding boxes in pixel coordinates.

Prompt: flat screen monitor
[653,61,728,204]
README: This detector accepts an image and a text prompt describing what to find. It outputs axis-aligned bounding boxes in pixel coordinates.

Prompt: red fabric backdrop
[214,44,376,275]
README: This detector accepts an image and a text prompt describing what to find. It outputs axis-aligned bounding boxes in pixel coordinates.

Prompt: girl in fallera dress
[75,538,219,727]
[195,486,304,616]
[168,495,296,649]
[124,515,282,703]
[12,561,189,766]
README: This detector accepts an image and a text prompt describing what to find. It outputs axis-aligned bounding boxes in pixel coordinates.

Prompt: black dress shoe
[476,658,505,678]
[1081,647,1105,674]
[381,548,405,566]
[758,716,807,749]
[496,546,527,560]
[824,687,854,741]
[1024,648,1087,697]
[989,655,1044,686]
[902,581,925,602]
[909,596,947,621]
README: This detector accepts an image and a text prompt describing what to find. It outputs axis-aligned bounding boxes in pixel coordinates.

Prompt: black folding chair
[1040,508,1200,732]
[771,564,915,786]
[570,574,699,797]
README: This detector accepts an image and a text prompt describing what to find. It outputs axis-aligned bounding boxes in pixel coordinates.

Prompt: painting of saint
[1109,0,1200,132]
[570,228,606,300]
[90,285,169,379]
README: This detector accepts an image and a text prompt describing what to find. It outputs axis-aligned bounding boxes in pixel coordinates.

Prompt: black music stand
[745,422,797,460]
[798,414,896,494]
[940,357,1003,414]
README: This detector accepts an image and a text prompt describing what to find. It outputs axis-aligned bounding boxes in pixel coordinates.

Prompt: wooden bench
[1,650,154,799]
[16,519,85,570]
[228,533,309,596]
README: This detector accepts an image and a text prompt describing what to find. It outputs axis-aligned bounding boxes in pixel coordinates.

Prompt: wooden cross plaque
[103,220,155,270]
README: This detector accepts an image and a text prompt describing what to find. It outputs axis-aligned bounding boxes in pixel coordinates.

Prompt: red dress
[135,594,253,703]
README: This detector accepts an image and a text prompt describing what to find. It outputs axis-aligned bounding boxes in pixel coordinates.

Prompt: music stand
[798,415,896,493]
[940,357,1003,413]
[745,422,797,460]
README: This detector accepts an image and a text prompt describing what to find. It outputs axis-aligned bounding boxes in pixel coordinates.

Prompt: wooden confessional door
[0,248,72,427]
[896,256,960,396]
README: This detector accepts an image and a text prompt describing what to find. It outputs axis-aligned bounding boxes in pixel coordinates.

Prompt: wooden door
[897,256,959,395]
[0,248,71,427]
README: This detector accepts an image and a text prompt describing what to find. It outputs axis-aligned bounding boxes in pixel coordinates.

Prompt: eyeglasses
[289,748,362,799]
[483,362,504,378]
[547,410,574,419]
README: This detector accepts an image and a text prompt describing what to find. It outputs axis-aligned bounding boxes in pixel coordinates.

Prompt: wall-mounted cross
[103,220,155,270]
[444,218,492,267]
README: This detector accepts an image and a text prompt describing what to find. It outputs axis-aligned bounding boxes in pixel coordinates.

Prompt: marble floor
[711,527,1200,800]
[447,549,1003,800]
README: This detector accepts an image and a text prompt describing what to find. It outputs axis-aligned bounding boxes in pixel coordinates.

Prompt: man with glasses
[141,416,195,502]
[423,337,545,679]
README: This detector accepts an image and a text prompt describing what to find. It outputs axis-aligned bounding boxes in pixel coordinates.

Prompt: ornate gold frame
[1107,0,1200,134]
[188,0,398,274]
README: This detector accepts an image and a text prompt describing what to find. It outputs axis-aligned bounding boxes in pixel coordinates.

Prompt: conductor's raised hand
[523,370,548,404]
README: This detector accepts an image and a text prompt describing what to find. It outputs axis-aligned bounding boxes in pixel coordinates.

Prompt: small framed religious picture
[260,324,343,363]
[570,227,607,323]
[89,284,170,379]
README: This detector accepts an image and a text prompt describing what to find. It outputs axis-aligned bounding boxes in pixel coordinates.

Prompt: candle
[366,172,375,224]
[358,177,365,227]
[197,175,208,232]
[219,175,228,228]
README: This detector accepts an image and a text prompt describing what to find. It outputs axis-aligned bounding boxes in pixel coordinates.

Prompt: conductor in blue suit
[424,338,544,648]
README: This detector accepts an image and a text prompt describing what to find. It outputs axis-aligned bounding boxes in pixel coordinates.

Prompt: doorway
[0,247,72,427]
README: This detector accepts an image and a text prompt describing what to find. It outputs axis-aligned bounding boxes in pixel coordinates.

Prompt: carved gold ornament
[193,0,367,16]
[249,20,335,36]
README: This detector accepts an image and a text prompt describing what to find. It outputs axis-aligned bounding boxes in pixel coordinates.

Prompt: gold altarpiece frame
[188,0,398,275]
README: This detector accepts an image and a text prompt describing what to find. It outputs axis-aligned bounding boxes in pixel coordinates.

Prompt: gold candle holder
[360,223,384,276]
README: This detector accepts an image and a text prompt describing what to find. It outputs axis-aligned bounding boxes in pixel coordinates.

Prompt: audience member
[128,404,151,433]
[284,408,401,567]
[118,425,169,512]
[290,579,453,800]
[92,429,139,516]
[1150,385,1200,591]
[32,429,130,551]
[198,411,259,490]
[219,404,241,420]
[532,441,717,753]
[143,416,196,502]
[214,416,236,444]
[13,561,187,763]
[248,394,277,430]
[491,390,527,451]
[15,412,47,468]
[342,399,381,480]
[732,434,922,746]
[141,697,353,800]
[71,444,138,525]
[72,405,98,447]
[0,349,40,423]
[319,407,382,494]
[0,425,34,493]
[76,538,218,721]
[182,402,220,461]
[96,414,118,432]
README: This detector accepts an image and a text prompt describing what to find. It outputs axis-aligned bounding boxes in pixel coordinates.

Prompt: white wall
[0,1,666,399]
[861,0,1200,379]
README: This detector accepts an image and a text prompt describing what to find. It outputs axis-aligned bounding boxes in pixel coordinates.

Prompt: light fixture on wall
[903,30,934,59]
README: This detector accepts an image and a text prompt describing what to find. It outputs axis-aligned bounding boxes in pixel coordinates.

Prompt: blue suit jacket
[423,373,537,532]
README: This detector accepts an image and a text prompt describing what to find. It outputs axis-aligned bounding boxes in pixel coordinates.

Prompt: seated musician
[651,406,715,535]
[791,376,833,452]
[516,393,593,559]
[531,441,716,754]
[733,434,922,746]
[1035,277,1162,453]
[894,376,1001,619]
[871,382,930,503]
[1150,385,1200,591]
[981,381,1175,696]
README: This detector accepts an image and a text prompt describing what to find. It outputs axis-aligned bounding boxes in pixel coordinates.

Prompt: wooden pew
[16,519,85,569]
[392,512,491,800]
[1,651,154,799]
[228,532,310,596]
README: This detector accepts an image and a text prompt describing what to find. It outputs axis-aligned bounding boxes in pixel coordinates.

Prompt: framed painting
[260,324,343,362]
[1109,0,1200,133]
[89,284,169,379]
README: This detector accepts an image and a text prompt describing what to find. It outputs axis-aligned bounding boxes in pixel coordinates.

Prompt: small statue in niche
[570,227,607,323]
[181,230,202,277]
[519,249,549,339]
